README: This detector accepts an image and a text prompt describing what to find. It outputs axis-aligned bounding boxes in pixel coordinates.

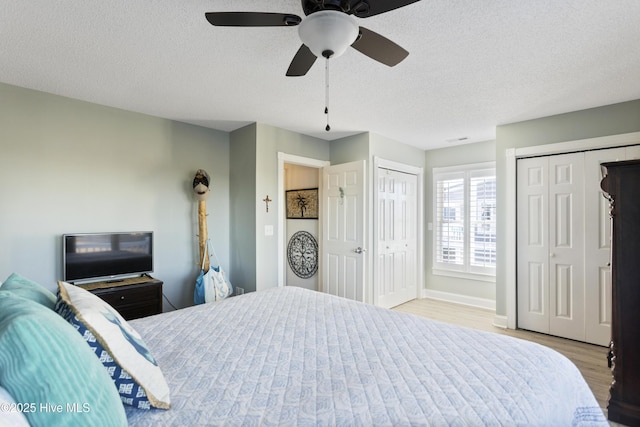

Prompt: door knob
[354,247,367,254]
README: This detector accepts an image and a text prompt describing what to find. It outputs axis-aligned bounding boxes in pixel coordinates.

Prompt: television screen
[63,232,153,282]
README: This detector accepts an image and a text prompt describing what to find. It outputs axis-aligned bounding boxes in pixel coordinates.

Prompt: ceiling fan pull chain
[325,57,330,132]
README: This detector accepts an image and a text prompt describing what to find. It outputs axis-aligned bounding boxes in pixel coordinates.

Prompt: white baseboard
[492,315,508,329]
[421,289,496,311]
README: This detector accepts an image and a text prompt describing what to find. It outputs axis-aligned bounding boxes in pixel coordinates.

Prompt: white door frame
[372,157,424,306]
[277,152,330,287]
[504,131,640,329]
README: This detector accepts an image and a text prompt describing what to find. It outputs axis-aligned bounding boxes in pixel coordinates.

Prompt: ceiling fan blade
[354,0,422,18]
[351,27,409,67]
[286,44,317,77]
[205,12,301,27]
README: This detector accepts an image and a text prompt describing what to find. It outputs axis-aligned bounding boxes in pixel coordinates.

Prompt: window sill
[432,269,496,283]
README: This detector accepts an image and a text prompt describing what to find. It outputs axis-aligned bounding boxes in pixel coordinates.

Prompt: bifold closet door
[547,153,585,341]
[518,146,640,345]
[517,152,585,342]
[517,156,550,334]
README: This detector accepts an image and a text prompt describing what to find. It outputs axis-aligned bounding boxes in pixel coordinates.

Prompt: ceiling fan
[204,0,421,76]
[205,0,421,131]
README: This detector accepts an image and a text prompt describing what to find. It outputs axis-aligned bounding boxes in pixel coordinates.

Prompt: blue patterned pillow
[55,281,170,410]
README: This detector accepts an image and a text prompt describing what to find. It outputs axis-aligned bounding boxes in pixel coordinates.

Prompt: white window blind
[435,173,465,268]
[433,163,496,279]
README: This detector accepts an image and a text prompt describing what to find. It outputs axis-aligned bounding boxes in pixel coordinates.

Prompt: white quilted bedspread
[126,287,607,426]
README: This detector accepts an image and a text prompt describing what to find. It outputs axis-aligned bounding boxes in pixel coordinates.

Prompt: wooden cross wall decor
[263,195,272,213]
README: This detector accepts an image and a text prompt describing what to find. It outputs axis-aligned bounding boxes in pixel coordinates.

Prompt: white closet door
[548,152,585,341]
[518,147,638,345]
[376,168,418,309]
[517,157,550,333]
[517,152,585,341]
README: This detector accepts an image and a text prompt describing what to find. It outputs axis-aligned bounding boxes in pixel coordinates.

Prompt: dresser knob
[120,296,125,300]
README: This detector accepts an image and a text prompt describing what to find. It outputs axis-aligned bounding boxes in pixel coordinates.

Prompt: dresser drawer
[115,302,161,320]
[88,280,163,320]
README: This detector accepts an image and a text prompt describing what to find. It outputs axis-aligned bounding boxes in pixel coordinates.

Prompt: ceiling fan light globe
[298,11,359,59]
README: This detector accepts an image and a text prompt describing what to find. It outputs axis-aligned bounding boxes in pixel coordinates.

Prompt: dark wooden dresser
[79,276,163,321]
[601,159,640,426]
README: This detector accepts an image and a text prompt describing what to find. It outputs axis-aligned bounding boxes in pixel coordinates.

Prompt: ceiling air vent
[445,137,469,143]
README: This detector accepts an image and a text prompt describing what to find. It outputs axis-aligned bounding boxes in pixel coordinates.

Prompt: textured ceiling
[1,0,640,150]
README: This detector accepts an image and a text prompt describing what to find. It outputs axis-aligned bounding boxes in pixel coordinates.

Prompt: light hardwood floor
[392,298,612,412]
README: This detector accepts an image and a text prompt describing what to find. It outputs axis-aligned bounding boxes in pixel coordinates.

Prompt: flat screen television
[63,232,153,283]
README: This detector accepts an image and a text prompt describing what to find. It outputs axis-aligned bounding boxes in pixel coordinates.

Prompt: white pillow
[55,281,170,409]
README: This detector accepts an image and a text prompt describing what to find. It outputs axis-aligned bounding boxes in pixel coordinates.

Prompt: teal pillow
[0,292,127,427]
[0,273,56,309]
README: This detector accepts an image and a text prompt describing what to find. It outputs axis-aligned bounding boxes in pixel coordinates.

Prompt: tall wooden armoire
[601,159,640,426]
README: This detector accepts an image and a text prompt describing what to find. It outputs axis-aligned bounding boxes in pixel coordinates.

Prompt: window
[443,206,457,221]
[433,162,496,279]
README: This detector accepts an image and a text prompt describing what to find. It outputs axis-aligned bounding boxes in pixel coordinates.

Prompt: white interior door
[376,168,418,308]
[517,152,586,341]
[547,152,585,341]
[517,156,550,333]
[322,160,366,301]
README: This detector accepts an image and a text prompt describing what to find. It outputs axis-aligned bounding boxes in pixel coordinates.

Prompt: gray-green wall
[229,123,331,293]
[255,124,331,291]
[0,82,230,309]
[229,124,257,293]
[370,133,427,170]
[330,132,370,164]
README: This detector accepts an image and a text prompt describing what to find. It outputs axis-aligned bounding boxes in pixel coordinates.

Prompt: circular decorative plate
[287,231,318,279]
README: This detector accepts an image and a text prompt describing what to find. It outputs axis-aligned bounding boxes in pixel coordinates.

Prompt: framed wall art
[286,188,318,219]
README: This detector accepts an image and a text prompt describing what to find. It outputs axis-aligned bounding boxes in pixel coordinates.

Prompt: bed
[122,286,606,426]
